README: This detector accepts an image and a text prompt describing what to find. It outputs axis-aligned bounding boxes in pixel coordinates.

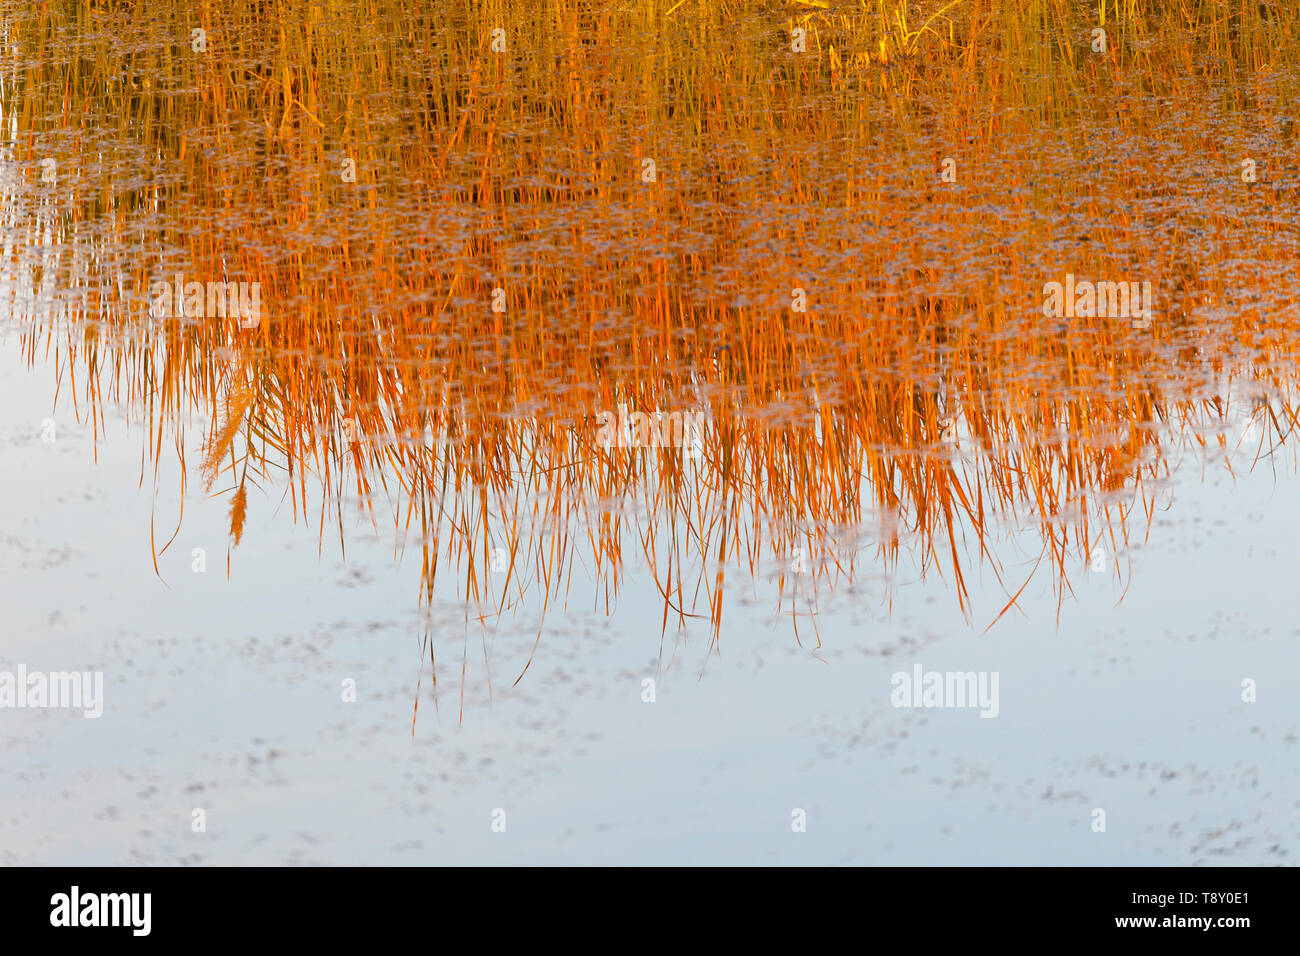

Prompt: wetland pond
[1,1,1299,864]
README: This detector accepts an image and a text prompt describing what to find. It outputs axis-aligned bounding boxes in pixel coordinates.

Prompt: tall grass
[3,1,1300,713]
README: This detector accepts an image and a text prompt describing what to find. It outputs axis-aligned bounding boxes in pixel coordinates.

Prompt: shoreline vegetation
[3,2,1300,709]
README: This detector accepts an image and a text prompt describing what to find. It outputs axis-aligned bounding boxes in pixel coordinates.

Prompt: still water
[1,2,1298,864]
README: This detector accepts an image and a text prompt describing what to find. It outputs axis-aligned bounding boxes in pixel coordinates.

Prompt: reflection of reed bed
[15,279,1299,629]
[5,1,1300,696]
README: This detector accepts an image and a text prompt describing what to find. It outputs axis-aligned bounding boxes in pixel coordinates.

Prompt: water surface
[2,1,1299,864]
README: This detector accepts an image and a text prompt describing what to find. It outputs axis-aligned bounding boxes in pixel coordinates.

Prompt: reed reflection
[3,1,1299,705]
